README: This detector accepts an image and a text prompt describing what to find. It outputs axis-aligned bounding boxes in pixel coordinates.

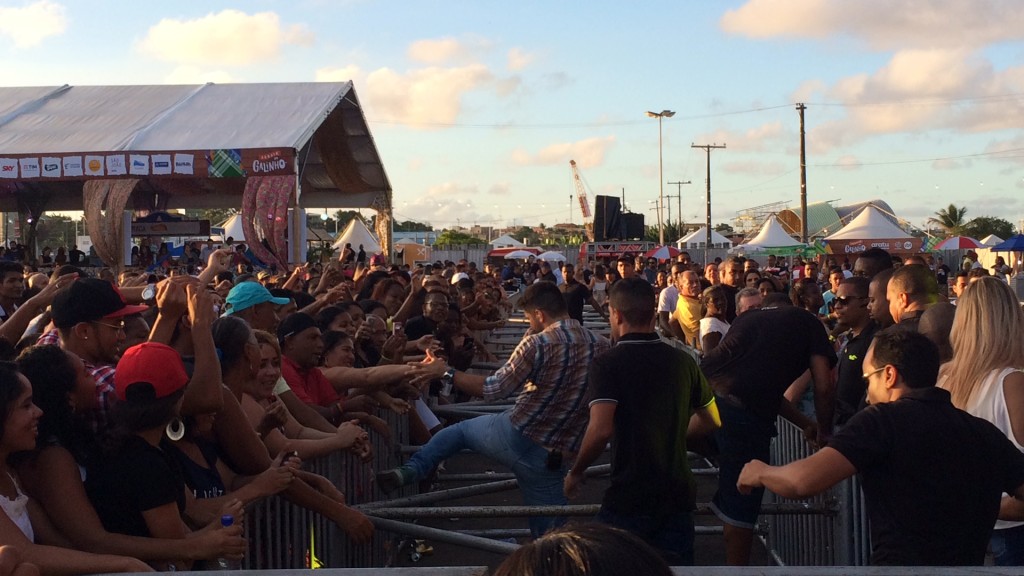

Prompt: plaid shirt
[484,319,610,454]
[84,361,117,435]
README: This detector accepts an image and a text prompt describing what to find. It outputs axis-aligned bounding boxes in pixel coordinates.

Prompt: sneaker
[376,467,413,494]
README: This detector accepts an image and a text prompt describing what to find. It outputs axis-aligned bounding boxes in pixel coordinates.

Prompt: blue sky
[2,0,1024,234]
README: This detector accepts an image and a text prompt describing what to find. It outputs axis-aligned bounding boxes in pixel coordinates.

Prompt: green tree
[963,216,1016,240]
[511,226,541,245]
[394,220,433,232]
[715,222,735,234]
[433,229,485,246]
[928,204,968,236]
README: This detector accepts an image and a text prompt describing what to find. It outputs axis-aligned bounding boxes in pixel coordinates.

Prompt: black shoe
[376,468,406,494]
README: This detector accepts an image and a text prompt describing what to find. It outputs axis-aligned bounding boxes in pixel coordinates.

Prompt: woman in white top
[939,276,1024,566]
[698,285,730,354]
[0,361,151,574]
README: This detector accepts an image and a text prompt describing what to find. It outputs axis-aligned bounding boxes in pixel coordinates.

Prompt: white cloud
[408,36,490,64]
[399,182,497,226]
[721,0,1024,51]
[722,160,788,176]
[507,47,533,71]
[834,155,862,171]
[315,65,362,83]
[138,10,314,66]
[511,136,616,168]
[0,1,67,48]
[692,122,786,152]
[363,64,494,125]
[932,158,968,170]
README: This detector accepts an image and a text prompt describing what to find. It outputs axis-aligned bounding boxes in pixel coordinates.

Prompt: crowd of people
[0,237,1019,572]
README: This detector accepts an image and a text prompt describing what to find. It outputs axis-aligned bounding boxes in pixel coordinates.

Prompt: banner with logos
[825,237,924,255]
[0,148,294,181]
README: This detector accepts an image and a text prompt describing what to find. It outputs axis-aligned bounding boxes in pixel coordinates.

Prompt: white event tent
[676,226,733,249]
[332,218,381,253]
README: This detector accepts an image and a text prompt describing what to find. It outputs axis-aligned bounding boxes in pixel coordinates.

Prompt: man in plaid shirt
[378,281,610,536]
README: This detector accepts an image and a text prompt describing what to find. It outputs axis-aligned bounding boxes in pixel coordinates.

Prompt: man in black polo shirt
[565,278,718,564]
[738,329,1024,566]
[560,263,606,323]
[700,305,836,565]
[833,277,877,426]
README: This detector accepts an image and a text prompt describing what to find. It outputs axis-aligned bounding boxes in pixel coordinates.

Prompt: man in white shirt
[657,263,685,335]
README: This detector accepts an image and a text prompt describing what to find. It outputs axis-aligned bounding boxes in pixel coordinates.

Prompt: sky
[2,0,1024,234]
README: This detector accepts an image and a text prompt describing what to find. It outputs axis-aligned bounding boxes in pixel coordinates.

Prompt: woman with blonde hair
[939,276,1024,565]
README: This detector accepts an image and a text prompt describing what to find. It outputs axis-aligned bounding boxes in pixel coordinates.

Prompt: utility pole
[667,180,691,230]
[796,103,808,243]
[691,144,726,264]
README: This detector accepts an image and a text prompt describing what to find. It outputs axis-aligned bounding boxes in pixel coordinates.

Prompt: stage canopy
[0,82,391,269]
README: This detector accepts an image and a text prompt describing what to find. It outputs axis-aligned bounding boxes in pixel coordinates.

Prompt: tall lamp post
[646,110,675,245]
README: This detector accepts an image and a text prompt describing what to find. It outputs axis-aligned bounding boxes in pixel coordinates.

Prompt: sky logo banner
[0,159,17,179]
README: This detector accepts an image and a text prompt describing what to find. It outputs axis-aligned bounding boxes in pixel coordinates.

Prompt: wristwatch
[141,283,157,303]
[440,367,456,396]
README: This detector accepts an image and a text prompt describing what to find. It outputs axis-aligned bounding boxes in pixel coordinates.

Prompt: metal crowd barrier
[762,417,871,566]
[242,406,414,569]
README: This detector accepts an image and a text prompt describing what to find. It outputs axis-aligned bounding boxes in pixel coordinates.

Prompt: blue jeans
[405,411,568,537]
[991,523,1024,566]
[596,507,695,565]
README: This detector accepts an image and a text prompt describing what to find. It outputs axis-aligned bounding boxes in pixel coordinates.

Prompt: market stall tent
[729,215,805,254]
[0,82,391,269]
[490,234,525,248]
[676,226,733,249]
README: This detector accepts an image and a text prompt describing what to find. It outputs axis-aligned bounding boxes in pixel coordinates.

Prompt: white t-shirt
[657,285,679,313]
[699,316,730,344]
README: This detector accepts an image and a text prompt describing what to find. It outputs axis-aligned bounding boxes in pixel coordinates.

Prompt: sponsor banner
[106,154,127,176]
[18,158,40,178]
[129,154,149,176]
[826,238,924,255]
[173,153,194,175]
[151,154,172,175]
[0,158,17,179]
[42,157,61,177]
[84,155,105,176]
[0,148,294,180]
[131,220,210,237]
[63,156,83,177]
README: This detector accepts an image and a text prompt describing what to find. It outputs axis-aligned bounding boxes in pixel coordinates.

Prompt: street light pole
[646,110,675,245]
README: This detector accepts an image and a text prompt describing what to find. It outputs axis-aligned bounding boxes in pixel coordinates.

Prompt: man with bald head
[887,264,939,331]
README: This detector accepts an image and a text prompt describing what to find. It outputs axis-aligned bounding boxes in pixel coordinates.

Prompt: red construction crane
[569,160,595,241]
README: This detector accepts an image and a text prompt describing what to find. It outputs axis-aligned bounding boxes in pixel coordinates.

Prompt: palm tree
[928,204,968,236]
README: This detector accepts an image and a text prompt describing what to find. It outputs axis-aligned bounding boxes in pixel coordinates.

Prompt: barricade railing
[242,406,414,569]
[762,417,871,566]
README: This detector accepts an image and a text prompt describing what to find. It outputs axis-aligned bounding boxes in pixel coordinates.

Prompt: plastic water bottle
[216,515,242,570]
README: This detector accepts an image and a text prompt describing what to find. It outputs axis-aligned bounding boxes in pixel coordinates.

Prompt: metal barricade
[762,417,871,566]
[243,407,413,569]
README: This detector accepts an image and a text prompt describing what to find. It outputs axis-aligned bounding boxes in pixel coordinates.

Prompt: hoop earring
[165,418,185,441]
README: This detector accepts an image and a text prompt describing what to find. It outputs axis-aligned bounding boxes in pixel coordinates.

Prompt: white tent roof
[217,214,246,242]
[0,82,391,212]
[824,206,911,240]
[981,234,1004,247]
[332,218,380,252]
[676,226,733,248]
[394,237,424,245]
[490,234,525,248]
[743,215,802,248]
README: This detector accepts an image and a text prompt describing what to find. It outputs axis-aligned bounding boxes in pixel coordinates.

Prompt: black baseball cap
[52,278,149,329]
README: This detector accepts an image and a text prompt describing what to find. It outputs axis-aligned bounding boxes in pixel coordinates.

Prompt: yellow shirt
[672,295,702,348]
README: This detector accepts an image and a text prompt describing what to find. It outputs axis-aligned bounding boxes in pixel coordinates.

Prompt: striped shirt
[483,319,610,453]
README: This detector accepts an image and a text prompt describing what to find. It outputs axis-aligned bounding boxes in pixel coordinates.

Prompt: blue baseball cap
[224,281,290,315]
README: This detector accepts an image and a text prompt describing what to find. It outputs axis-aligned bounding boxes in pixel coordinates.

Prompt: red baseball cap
[115,342,189,401]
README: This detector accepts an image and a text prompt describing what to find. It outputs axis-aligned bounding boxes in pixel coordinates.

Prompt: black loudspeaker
[594,195,622,242]
[622,213,645,240]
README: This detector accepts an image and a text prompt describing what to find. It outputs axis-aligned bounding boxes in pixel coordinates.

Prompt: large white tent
[215,214,247,242]
[490,234,525,248]
[730,214,804,253]
[824,205,923,254]
[676,226,733,249]
[332,218,380,253]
